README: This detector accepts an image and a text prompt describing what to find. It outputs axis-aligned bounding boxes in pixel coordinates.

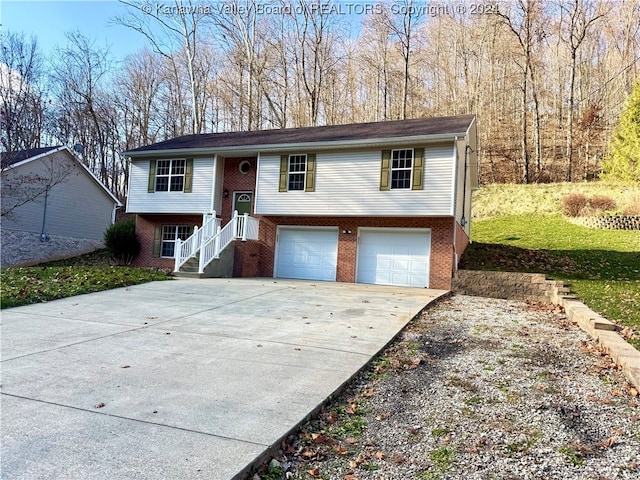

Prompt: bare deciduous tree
[0,32,47,152]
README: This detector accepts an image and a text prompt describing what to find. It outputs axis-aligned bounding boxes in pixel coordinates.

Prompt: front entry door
[233,192,253,215]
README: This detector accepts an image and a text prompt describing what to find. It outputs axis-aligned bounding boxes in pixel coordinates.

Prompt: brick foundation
[454,222,469,267]
[133,214,204,270]
[255,216,457,290]
[133,211,462,290]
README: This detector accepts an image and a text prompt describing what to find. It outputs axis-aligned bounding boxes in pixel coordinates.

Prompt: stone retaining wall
[452,269,640,390]
[452,270,567,304]
[568,215,640,230]
[1,229,104,268]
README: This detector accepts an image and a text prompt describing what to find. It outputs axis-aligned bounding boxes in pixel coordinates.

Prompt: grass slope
[463,183,640,343]
[472,182,640,220]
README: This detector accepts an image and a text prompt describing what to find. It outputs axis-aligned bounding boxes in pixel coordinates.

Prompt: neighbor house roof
[0,146,61,169]
[1,146,122,206]
[125,115,476,156]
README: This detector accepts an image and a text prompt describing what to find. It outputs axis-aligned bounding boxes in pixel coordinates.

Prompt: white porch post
[190,226,199,257]
[213,225,222,259]
[241,213,249,241]
[174,238,182,272]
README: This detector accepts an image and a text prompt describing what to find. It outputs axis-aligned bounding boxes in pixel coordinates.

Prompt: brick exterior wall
[252,216,456,290]
[133,214,203,270]
[221,157,257,223]
[454,221,470,266]
[134,213,457,289]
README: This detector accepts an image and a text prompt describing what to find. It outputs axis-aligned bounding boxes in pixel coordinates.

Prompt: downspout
[461,145,471,230]
[40,185,50,242]
[111,204,118,225]
[452,138,459,270]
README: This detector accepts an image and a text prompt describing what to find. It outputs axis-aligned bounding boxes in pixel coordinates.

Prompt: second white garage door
[275,227,339,281]
[356,228,431,288]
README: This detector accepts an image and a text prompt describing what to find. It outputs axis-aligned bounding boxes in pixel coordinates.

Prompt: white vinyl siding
[127,157,216,214]
[256,145,454,216]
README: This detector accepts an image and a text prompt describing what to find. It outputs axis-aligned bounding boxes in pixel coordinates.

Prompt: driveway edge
[233,290,452,479]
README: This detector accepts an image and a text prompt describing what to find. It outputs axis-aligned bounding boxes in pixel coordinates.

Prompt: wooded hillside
[1,0,639,197]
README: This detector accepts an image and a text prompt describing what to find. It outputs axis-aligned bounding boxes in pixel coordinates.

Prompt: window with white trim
[391,149,413,189]
[156,159,186,192]
[161,225,192,257]
[288,154,307,191]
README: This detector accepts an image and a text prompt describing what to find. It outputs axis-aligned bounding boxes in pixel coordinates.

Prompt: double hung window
[288,154,307,191]
[155,159,186,192]
[279,153,316,192]
[390,149,413,189]
[161,225,192,257]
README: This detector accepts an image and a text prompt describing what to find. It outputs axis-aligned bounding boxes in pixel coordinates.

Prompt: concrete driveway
[1,278,446,479]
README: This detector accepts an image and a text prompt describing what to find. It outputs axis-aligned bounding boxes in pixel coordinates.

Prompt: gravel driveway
[265,295,640,480]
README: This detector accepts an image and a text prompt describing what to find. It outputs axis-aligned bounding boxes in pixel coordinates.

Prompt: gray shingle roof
[126,115,475,155]
[0,146,61,168]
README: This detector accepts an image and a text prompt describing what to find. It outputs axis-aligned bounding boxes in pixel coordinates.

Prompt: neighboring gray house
[0,146,122,267]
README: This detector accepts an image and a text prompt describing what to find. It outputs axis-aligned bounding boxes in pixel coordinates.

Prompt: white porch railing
[174,210,259,274]
[174,213,221,272]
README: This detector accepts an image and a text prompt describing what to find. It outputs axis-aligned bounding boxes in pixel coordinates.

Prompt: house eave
[123,133,463,159]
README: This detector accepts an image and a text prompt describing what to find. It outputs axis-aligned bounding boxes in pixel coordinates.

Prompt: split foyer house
[125,115,478,290]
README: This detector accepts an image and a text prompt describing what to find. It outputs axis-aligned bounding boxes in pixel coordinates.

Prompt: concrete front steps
[172,244,235,279]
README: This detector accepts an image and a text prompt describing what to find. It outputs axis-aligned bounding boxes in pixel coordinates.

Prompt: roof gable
[126,115,476,155]
[0,146,61,169]
[1,146,121,206]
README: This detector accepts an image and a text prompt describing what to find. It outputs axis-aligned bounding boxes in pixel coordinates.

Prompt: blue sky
[1,1,149,61]
[1,0,372,63]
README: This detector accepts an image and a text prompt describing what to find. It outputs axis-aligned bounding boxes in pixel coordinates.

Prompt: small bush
[561,194,588,217]
[104,219,140,265]
[588,195,617,213]
[623,192,640,215]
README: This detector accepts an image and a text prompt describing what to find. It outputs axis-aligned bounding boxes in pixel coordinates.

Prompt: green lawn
[462,213,639,342]
[1,250,170,309]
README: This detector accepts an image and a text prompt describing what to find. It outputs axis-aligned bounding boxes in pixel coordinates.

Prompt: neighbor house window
[288,154,307,191]
[391,149,413,189]
[161,225,193,257]
[155,159,186,191]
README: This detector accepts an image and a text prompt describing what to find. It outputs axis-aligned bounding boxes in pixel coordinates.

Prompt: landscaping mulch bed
[256,295,640,480]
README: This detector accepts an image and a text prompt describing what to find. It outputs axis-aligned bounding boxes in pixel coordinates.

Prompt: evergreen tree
[601,81,640,184]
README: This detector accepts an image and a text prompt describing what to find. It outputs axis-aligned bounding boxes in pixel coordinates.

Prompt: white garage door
[356,228,431,287]
[275,227,339,281]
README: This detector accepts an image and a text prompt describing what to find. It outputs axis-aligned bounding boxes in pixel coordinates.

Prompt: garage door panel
[356,229,430,288]
[276,228,338,281]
